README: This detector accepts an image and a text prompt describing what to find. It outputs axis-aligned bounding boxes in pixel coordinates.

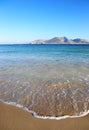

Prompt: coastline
[0,100,89,120]
[0,102,89,130]
[0,43,89,45]
[0,44,89,130]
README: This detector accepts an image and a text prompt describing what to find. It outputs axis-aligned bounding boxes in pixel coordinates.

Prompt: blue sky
[0,0,89,43]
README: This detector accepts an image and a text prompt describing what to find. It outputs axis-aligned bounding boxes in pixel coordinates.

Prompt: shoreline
[0,101,89,130]
[0,43,89,45]
[0,99,89,120]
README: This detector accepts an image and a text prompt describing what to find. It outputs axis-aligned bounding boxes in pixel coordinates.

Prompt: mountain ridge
[31,37,89,44]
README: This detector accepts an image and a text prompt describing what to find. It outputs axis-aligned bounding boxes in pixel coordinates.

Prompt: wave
[0,99,89,120]
[0,79,89,118]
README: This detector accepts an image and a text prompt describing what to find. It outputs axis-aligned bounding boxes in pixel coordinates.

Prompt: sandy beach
[0,102,89,130]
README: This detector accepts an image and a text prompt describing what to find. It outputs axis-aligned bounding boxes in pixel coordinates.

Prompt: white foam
[32,110,89,120]
[0,99,89,120]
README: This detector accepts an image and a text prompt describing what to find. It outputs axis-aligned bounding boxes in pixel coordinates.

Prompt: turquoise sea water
[0,44,89,116]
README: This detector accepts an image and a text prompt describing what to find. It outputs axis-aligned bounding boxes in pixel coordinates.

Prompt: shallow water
[0,44,89,117]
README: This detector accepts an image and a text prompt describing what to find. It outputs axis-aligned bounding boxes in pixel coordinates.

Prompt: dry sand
[0,102,89,130]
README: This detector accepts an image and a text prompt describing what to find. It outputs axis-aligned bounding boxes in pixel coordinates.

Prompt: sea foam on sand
[0,99,89,120]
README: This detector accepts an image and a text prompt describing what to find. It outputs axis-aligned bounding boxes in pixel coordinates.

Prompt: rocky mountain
[31,37,89,44]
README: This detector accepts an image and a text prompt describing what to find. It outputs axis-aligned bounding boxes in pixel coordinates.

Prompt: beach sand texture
[0,102,89,130]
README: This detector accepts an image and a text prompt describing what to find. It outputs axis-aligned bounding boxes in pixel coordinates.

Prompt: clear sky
[0,0,89,43]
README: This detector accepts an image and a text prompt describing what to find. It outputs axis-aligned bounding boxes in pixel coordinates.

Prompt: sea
[0,44,89,119]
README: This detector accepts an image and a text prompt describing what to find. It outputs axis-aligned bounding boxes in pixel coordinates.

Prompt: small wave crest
[0,80,89,118]
[0,99,89,120]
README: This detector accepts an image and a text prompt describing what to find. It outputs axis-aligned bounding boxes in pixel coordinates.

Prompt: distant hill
[31,37,89,44]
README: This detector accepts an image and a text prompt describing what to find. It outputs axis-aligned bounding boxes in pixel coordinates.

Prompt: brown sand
[0,102,89,130]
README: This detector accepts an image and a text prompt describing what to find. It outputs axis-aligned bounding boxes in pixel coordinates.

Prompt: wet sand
[0,102,89,130]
